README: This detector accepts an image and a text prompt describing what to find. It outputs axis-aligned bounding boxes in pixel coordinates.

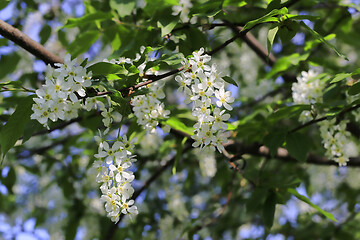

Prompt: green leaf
[166,117,194,136]
[143,0,178,15]
[161,53,184,66]
[172,137,188,175]
[190,0,223,17]
[330,73,352,84]
[1,166,16,194]
[263,190,276,229]
[222,76,238,87]
[266,53,309,78]
[111,91,132,116]
[263,130,286,157]
[300,21,348,61]
[0,53,21,79]
[87,62,128,75]
[22,120,43,143]
[269,104,310,121]
[352,67,360,75]
[267,24,279,55]
[67,31,99,58]
[246,188,267,212]
[0,38,8,46]
[288,188,337,221]
[0,80,22,88]
[223,0,246,7]
[0,95,34,159]
[157,15,179,37]
[65,199,84,240]
[284,14,319,21]
[110,0,136,17]
[323,83,342,104]
[243,7,288,31]
[63,12,112,28]
[227,122,237,130]
[0,0,10,10]
[179,28,208,56]
[304,33,335,51]
[127,88,150,98]
[348,82,360,96]
[286,132,310,162]
[80,58,88,68]
[112,33,121,51]
[58,29,68,47]
[278,20,299,43]
[39,24,51,45]
[266,0,281,11]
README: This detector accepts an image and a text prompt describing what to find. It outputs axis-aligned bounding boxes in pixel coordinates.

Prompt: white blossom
[93,129,139,222]
[31,53,94,127]
[214,88,235,110]
[175,48,236,153]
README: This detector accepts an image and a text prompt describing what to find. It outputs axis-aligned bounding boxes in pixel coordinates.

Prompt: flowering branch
[6,16,357,167]
[0,18,265,97]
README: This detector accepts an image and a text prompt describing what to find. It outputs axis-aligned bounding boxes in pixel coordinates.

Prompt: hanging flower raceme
[94,129,138,222]
[129,47,171,133]
[292,69,352,166]
[319,119,351,166]
[131,81,170,133]
[31,53,140,222]
[291,69,325,123]
[175,48,234,153]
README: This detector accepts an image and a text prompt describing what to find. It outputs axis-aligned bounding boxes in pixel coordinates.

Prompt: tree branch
[0,18,250,97]
[226,142,360,167]
[290,103,360,133]
[121,26,260,94]
[0,19,63,67]
[26,112,99,139]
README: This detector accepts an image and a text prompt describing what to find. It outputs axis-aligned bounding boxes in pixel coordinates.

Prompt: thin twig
[290,104,360,133]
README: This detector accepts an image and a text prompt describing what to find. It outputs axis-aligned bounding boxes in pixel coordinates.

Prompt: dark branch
[227,142,360,167]
[26,113,98,139]
[125,67,185,93]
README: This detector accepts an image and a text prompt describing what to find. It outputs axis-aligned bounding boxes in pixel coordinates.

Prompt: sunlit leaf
[288,188,337,222]
[0,95,34,159]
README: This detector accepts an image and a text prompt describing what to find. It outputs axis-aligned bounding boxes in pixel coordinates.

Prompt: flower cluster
[292,70,352,166]
[31,54,92,128]
[131,82,170,133]
[31,53,140,222]
[176,48,234,152]
[94,132,138,222]
[319,119,351,166]
[292,70,324,123]
[128,47,171,133]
